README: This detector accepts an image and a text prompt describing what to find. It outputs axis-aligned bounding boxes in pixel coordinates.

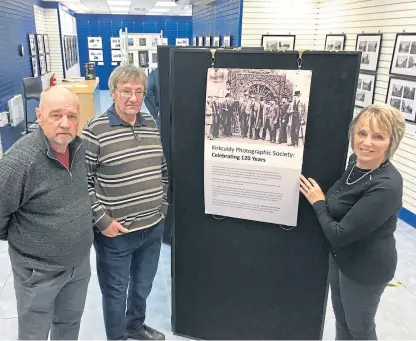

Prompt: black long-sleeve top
[312,155,403,285]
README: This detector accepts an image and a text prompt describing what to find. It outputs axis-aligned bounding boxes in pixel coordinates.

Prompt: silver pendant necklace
[345,165,375,185]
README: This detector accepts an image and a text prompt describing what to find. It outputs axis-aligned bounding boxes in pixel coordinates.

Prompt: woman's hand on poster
[299,175,326,205]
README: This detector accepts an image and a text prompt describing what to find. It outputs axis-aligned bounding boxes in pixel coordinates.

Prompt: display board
[170,49,360,340]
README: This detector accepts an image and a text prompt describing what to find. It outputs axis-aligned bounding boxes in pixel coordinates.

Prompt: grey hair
[108,64,147,92]
[349,103,405,159]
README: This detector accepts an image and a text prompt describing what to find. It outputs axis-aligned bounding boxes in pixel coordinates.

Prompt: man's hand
[102,220,129,237]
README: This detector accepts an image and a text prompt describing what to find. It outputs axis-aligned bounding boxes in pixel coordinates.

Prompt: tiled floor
[1,220,416,340]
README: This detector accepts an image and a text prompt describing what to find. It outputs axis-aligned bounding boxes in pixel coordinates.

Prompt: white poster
[176,38,189,46]
[89,49,103,62]
[88,36,102,49]
[110,37,121,49]
[111,50,122,62]
[204,68,312,226]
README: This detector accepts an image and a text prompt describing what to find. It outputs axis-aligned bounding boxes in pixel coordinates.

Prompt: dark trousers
[11,254,91,340]
[94,221,164,340]
[329,255,387,340]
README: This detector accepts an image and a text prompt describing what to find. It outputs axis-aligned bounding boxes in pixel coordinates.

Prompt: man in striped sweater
[82,65,168,340]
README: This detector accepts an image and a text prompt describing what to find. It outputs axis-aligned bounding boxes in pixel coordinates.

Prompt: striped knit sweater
[81,105,168,233]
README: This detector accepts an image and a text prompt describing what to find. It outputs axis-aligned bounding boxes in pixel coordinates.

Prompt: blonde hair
[349,103,405,159]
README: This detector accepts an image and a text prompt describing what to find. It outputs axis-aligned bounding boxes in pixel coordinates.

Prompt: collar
[35,128,82,160]
[107,103,148,127]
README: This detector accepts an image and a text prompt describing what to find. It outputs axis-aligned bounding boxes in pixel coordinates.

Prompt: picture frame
[205,36,211,47]
[192,37,197,46]
[138,50,149,68]
[390,33,416,78]
[223,35,231,47]
[355,33,382,72]
[88,36,102,49]
[325,34,346,51]
[45,53,51,73]
[111,50,122,62]
[197,36,203,47]
[175,38,189,46]
[89,49,103,62]
[28,34,37,56]
[36,33,44,54]
[213,36,220,47]
[39,55,46,75]
[31,56,39,77]
[43,34,50,54]
[355,73,376,108]
[261,34,296,50]
[386,77,416,123]
[139,37,147,47]
[111,37,121,49]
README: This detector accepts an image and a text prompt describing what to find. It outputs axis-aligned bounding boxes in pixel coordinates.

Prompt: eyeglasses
[116,87,147,98]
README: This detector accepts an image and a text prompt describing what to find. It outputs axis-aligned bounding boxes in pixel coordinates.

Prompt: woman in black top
[299,104,405,340]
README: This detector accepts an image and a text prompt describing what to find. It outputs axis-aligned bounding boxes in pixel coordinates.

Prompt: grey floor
[1,92,416,339]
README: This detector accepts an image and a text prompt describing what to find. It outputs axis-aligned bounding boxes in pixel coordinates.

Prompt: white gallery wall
[59,7,80,79]
[240,0,416,214]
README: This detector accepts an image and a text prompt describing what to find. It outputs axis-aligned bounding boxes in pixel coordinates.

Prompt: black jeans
[329,255,387,340]
[94,221,164,340]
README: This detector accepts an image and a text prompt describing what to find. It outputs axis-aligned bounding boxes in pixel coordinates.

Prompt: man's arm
[81,126,113,232]
[0,151,27,240]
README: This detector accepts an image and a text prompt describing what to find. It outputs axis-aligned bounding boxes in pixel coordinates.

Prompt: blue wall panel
[0,0,42,151]
[76,14,192,91]
[192,0,242,46]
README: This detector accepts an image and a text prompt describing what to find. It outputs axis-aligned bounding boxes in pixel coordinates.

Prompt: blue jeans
[94,221,164,340]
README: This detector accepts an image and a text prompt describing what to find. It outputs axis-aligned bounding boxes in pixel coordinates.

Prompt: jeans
[94,221,164,340]
[329,255,387,340]
[11,254,91,340]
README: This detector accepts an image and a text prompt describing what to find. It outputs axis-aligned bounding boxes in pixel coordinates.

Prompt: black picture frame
[386,77,416,123]
[39,55,46,75]
[31,56,39,77]
[223,35,231,47]
[390,33,416,79]
[324,34,346,51]
[355,73,376,108]
[355,33,382,73]
[43,34,50,54]
[28,34,37,56]
[261,34,296,50]
[36,33,44,55]
[138,50,149,68]
[45,53,51,73]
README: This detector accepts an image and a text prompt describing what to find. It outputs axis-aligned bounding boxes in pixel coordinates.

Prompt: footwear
[128,325,165,340]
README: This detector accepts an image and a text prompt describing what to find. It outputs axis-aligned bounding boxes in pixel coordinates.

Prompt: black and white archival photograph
[355,73,376,108]
[88,36,102,49]
[111,37,121,49]
[204,68,311,147]
[356,34,382,72]
[205,36,211,47]
[325,34,346,51]
[138,50,149,68]
[223,35,231,47]
[213,36,220,47]
[261,35,296,51]
[89,49,103,62]
[387,77,416,123]
[390,33,416,78]
[31,56,38,77]
[192,37,197,46]
[111,50,122,62]
[28,34,37,56]
[175,38,189,46]
[45,53,51,73]
[39,55,46,75]
[139,37,147,47]
[197,36,203,46]
[43,34,49,54]
[36,34,44,55]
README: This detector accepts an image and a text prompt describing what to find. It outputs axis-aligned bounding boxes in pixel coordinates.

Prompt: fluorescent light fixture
[107,0,131,5]
[154,1,177,6]
[148,7,170,12]
[109,6,130,10]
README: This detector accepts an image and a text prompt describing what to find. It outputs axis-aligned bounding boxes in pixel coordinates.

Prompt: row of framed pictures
[63,35,79,70]
[192,35,231,47]
[355,73,416,123]
[28,33,50,56]
[31,54,51,77]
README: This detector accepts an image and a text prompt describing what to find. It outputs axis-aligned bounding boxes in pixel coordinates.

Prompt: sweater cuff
[312,200,327,215]
[95,213,113,232]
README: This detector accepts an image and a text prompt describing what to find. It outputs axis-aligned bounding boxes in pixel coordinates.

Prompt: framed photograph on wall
[88,36,102,49]
[192,37,197,46]
[139,37,147,47]
[197,36,203,46]
[89,49,103,62]
[111,50,122,62]
[45,53,51,73]
[213,36,220,47]
[325,34,346,51]
[28,34,37,56]
[39,55,46,75]
[387,77,416,123]
[138,50,149,68]
[205,36,211,47]
[176,38,189,46]
[43,34,50,54]
[36,34,44,54]
[355,73,376,108]
[111,37,121,49]
[356,34,382,72]
[31,56,39,77]
[390,33,416,78]
[223,35,231,47]
[261,34,296,50]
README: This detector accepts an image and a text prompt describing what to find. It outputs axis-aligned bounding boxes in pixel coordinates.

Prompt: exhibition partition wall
[169,49,360,340]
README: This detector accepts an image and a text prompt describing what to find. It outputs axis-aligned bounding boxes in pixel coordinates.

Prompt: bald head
[36,86,81,152]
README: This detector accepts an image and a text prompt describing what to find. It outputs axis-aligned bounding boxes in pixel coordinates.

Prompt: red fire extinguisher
[50,73,57,86]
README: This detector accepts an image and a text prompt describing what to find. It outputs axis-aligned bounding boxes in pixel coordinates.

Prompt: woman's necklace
[345,161,389,186]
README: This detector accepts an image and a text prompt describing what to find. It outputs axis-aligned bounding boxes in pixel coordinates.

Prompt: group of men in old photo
[206,88,305,147]
[0,65,166,341]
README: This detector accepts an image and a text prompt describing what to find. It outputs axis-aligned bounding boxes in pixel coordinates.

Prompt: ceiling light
[109,6,130,10]
[154,1,177,6]
[148,7,170,12]
[107,0,131,5]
